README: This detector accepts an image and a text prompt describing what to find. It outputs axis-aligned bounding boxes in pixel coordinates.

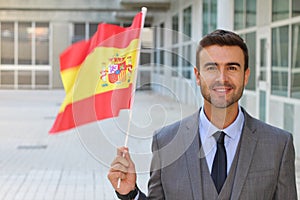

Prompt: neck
[203,102,239,129]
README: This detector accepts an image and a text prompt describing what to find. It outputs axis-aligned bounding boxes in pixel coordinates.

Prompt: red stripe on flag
[60,12,142,72]
[49,84,133,134]
[60,40,90,72]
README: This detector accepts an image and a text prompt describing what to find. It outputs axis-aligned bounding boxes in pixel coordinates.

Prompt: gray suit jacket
[138,108,297,200]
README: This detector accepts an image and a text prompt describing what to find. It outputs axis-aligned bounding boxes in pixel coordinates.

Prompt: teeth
[216,88,226,92]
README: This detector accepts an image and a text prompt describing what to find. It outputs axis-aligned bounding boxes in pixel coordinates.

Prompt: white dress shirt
[199,106,244,174]
[133,106,244,199]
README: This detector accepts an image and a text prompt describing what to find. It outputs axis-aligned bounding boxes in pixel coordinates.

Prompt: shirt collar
[199,106,244,139]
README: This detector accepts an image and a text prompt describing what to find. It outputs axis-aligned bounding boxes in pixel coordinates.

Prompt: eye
[206,65,218,71]
[228,66,238,71]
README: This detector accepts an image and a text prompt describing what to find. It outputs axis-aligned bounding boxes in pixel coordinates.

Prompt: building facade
[150,0,300,155]
[0,0,164,89]
[0,0,300,154]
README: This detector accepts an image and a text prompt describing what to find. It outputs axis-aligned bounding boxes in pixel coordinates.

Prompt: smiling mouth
[213,87,232,92]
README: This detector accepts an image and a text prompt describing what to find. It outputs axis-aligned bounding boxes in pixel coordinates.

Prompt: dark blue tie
[211,131,227,193]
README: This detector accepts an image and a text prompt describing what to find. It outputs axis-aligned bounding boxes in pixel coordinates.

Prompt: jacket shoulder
[243,108,292,140]
[153,111,199,148]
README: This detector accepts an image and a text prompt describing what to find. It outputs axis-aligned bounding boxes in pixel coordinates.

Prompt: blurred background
[0,0,299,199]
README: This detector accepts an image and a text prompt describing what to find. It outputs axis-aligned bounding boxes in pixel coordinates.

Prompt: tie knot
[214,131,226,144]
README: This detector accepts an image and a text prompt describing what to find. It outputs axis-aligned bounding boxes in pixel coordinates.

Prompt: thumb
[124,149,136,170]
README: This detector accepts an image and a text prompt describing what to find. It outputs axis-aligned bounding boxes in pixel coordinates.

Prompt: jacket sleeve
[138,132,165,200]
[274,133,298,199]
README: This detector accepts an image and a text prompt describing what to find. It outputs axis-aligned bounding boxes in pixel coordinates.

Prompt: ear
[194,67,201,86]
[244,68,250,86]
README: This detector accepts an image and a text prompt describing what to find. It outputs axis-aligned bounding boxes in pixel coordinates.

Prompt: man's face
[194,45,250,109]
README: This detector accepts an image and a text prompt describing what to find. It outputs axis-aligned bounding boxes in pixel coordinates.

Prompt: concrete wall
[51,22,69,88]
[0,0,150,89]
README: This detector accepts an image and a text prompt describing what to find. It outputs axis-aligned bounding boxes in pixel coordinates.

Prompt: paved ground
[0,89,298,200]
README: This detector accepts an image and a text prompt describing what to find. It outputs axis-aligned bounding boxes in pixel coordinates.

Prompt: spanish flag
[49,11,145,134]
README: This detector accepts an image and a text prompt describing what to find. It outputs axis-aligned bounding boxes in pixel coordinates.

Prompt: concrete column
[51,22,70,89]
[257,0,271,27]
[217,0,234,31]
[193,0,202,40]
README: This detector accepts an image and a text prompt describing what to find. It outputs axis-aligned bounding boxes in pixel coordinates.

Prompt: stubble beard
[201,82,245,109]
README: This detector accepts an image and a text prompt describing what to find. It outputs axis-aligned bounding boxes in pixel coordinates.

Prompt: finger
[122,151,136,173]
[115,147,136,173]
[111,171,126,180]
[117,146,129,157]
[107,171,126,184]
[111,155,130,168]
[110,163,129,173]
[123,149,132,162]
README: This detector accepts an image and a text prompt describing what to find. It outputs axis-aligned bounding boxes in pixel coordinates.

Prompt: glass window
[172,14,179,44]
[291,72,300,99]
[259,90,266,122]
[89,23,98,38]
[154,49,158,73]
[172,47,178,77]
[159,23,164,75]
[183,6,192,41]
[123,22,132,28]
[246,0,256,27]
[271,71,288,96]
[35,71,49,86]
[160,23,164,47]
[234,0,245,30]
[140,52,151,65]
[244,32,256,90]
[234,0,256,30]
[292,0,300,17]
[292,24,300,68]
[18,22,32,65]
[291,23,300,99]
[73,23,85,43]
[153,26,158,74]
[18,70,31,86]
[259,39,267,81]
[203,0,209,35]
[203,0,217,36]
[272,26,289,68]
[284,103,294,133]
[172,14,179,77]
[1,22,14,64]
[271,26,289,96]
[182,45,192,79]
[0,22,50,89]
[272,0,289,21]
[159,49,164,75]
[211,0,217,31]
[35,23,49,65]
[0,70,14,85]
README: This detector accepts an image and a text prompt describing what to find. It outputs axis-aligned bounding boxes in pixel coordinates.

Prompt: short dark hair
[196,29,249,71]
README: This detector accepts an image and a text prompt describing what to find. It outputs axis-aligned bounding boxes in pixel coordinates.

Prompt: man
[107,29,298,199]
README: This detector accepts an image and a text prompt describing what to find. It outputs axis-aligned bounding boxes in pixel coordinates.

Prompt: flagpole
[117,7,147,189]
[124,6,147,147]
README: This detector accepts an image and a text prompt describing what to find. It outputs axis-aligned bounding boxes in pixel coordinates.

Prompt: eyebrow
[203,62,241,67]
[203,62,217,67]
[227,62,241,67]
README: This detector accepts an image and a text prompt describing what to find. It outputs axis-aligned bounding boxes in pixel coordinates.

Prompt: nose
[215,67,228,83]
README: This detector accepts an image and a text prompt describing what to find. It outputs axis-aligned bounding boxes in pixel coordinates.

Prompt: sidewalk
[0,90,298,199]
[0,89,197,200]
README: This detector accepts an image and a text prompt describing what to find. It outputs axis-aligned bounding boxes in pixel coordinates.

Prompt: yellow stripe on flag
[61,66,80,93]
[59,38,139,113]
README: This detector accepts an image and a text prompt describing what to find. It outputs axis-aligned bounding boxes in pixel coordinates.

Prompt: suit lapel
[182,108,259,199]
[231,110,258,200]
[183,111,203,200]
